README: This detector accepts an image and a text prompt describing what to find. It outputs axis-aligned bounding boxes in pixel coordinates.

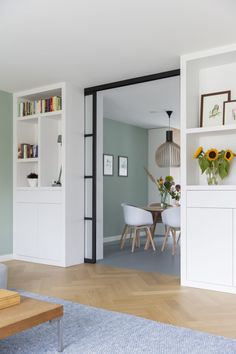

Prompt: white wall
[170,128,181,186]
[148,128,180,203]
[148,127,180,235]
[148,128,169,204]
[97,92,104,260]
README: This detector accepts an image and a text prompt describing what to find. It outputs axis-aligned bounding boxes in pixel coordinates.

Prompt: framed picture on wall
[118,156,128,177]
[200,90,231,127]
[103,154,114,176]
[223,100,236,125]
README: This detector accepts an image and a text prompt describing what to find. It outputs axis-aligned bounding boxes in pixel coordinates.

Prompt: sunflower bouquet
[194,146,235,185]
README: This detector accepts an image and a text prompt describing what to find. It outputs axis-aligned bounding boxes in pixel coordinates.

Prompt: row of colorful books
[18,144,38,159]
[18,96,62,117]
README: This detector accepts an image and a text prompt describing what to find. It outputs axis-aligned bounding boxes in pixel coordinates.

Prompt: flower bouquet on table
[194,147,235,185]
[144,168,181,207]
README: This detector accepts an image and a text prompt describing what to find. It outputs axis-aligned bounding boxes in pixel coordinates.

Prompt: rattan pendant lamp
[155,110,180,167]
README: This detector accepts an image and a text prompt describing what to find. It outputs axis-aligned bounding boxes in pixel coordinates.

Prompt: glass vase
[206,168,218,185]
[160,192,168,208]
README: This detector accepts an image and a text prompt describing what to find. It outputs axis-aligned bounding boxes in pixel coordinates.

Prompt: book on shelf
[18,96,62,117]
[18,143,38,159]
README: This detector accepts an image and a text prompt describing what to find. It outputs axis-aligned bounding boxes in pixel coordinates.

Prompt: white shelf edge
[17,158,39,163]
[186,185,236,191]
[16,187,63,191]
[186,124,236,135]
[17,110,63,121]
[17,115,38,122]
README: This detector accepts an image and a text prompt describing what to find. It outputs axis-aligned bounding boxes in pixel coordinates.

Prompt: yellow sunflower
[206,148,218,161]
[224,149,234,162]
[194,146,203,159]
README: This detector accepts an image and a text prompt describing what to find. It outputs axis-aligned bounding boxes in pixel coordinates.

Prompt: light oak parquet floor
[4,260,236,339]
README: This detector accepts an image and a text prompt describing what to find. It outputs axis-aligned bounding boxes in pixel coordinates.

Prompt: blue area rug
[99,237,180,276]
[1,291,236,354]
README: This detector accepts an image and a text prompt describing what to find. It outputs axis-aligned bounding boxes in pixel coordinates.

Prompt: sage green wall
[103,118,148,237]
[0,90,13,255]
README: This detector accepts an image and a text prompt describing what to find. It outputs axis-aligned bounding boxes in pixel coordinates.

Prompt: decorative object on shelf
[118,156,128,177]
[103,154,114,176]
[52,134,62,186]
[27,172,38,188]
[155,111,180,167]
[200,91,231,128]
[145,168,181,207]
[223,100,236,125]
[194,146,235,185]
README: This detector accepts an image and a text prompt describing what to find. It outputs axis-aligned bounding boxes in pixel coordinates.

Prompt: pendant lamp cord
[166,110,173,130]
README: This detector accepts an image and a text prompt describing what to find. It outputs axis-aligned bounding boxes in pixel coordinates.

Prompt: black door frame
[84,68,180,263]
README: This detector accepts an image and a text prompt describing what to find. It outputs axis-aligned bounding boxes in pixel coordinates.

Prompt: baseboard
[104,232,166,243]
[0,254,13,261]
[103,235,121,243]
[13,254,65,267]
[104,232,147,243]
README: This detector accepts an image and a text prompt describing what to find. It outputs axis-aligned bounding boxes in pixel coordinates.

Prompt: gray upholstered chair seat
[0,263,7,289]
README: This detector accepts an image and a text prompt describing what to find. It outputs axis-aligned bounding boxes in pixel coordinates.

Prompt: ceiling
[103,76,180,129]
[0,0,235,93]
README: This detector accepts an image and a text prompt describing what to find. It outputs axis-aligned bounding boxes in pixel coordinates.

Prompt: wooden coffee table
[0,296,64,352]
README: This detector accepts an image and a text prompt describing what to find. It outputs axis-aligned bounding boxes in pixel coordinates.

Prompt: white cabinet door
[233,210,236,287]
[14,204,37,257]
[37,204,64,261]
[187,208,232,286]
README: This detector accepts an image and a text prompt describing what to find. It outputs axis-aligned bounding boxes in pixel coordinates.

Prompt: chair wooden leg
[144,228,149,250]
[136,229,141,248]
[161,226,170,252]
[177,231,181,244]
[172,228,177,255]
[120,224,127,245]
[129,227,133,243]
[120,224,129,250]
[146,227,156,251]
[131,227,137,253]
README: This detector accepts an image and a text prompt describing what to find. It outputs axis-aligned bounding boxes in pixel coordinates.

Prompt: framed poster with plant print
[103,154,114,176]
[223,100,236,125]
[118,156,128,177]
[200,90,231,127]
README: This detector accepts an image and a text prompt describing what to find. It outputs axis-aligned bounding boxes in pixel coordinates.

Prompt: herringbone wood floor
[4,260,236,339]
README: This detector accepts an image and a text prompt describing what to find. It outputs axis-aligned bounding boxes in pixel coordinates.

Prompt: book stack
[0,289,20,310]
[18,96,62,117]
[18,144,38,159]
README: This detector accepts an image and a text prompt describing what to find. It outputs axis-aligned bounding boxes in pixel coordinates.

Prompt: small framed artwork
[200,90,231,127]
[118,156,128,177]
[103,154,114,176]
[223,100,236,125]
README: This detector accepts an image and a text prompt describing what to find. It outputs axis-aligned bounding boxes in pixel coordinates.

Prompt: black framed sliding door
[84,93,97,263]
[83,69,180,263]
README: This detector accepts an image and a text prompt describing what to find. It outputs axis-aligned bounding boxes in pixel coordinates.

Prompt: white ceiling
[103,76,180,129]
[0,0,236,93]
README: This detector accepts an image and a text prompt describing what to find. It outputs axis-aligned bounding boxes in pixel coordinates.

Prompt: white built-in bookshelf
[13,83,84,266]
[15,87,62,189]
[181,44,236,294]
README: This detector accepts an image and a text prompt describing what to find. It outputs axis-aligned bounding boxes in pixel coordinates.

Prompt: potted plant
[144,168,181,207]
[27,172,38,187]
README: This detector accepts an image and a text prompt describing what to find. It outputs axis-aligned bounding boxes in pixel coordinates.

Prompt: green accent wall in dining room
[0,90,13,255]
[103,118,148,238]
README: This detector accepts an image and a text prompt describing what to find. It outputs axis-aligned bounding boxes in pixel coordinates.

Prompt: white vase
[27,178,38,188]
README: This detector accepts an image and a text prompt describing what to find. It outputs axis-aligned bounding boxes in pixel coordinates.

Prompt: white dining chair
[120,203,156,252]
[161,207,181,255]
